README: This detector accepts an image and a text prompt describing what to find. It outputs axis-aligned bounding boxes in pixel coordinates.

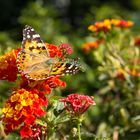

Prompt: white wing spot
[27,35,30,38]
[33,34,40,39]
[68,65,74,69]
[31,28,34,31]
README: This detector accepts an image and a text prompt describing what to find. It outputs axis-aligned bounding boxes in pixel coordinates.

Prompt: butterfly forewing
[22,25,49,55]
[17,25,50,74]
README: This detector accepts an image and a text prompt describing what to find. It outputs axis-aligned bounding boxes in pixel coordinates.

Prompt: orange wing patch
[24,41,47,54]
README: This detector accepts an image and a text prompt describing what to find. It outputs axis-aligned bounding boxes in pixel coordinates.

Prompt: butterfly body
[16,25,81,80]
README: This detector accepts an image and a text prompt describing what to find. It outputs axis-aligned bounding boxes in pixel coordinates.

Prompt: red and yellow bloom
[88,19,111,33]
[2,89,48,136]
[88,19,134,33]
[111,19,134,28]
[0,48,20,81]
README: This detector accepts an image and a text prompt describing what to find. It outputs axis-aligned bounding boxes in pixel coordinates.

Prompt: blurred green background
[0,0,140,139]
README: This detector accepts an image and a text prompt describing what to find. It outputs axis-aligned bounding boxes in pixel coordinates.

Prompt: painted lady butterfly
[16,25,82,80]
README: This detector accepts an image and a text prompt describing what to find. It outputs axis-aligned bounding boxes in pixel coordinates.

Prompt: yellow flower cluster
[2,89,39,120]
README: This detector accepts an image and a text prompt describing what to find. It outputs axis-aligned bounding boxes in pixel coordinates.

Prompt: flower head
[88,19,134,33]
[46,43,62,58]
[129,69,140,77]
[115,68,140,80]
[20,124,47,139]
[2,89,48,136]
[19,75,66,94]
[82,40,103,53]
[88,19,111,33]
[59,43,73,55]
[0,48,21,81]
[111,19,134,28]
[61,94,96,115]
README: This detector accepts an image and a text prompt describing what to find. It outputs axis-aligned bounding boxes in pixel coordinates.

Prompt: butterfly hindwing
[24,58,80,80]
[51,59,80,75]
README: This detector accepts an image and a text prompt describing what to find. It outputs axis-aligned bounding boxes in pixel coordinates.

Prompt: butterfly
[16,25,81,80]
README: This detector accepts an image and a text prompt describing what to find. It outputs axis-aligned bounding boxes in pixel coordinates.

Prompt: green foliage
[19,1,70,44]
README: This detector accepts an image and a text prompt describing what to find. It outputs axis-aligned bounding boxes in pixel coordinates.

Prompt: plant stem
[78,123,82,140]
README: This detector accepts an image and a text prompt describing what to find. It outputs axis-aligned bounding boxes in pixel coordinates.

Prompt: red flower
[46,43,62,58]
[45,76,66,88]
[20,125,33,138]
[61,94,96,114]
[59,43,73,55]
[20,124,47,139]
[0,48,21,81]
[18,75,66,95]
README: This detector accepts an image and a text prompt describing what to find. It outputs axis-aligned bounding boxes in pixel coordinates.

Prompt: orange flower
[0,48,21,81]
[129,69,140,77]
[88,19,134,33]
[115,68,139,80]
[19,75,66,95]
[111,19,134,27]
[82,40,103,53]
[134,36,140,46]
[88,19,111,33]
[2,89,48,136]
[110,19,120,26]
